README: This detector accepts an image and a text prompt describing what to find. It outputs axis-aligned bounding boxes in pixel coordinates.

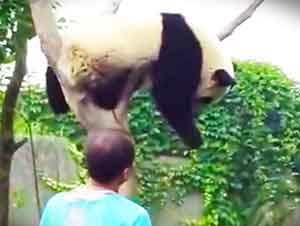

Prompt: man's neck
[88,178,120,193]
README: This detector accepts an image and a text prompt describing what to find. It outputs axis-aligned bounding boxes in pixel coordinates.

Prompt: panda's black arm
[45,66,70,114]
[166,109,203,149]
[151,13,203,149]
[177,120,202,149]
[152,88,203,148]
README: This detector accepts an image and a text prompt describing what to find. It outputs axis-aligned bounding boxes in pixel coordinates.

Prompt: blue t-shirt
[39,187,152,226]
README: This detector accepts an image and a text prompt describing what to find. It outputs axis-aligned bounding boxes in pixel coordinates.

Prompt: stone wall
[9,136,77,226]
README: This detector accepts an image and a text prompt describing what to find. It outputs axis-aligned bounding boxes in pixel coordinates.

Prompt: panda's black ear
[213,69,236,87]
[46,66,70,114]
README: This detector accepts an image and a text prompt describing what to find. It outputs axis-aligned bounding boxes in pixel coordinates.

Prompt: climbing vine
[12,61,300,226]
[130,61,300,226]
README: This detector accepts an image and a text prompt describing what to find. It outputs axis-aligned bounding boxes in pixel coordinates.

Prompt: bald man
[39,130,152,226]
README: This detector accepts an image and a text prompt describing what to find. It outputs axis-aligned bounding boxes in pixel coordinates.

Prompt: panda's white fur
[47,13,235,148]
[57,14,234,90]
[56,15,161,86]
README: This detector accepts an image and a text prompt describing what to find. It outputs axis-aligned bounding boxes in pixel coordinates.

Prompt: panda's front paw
[183,129,203,149]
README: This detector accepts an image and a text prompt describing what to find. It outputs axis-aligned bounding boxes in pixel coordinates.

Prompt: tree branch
[28,0,62,66]
[13,138,28,151]
[112,0,123,13]
[0,36,27,153]
[218,0,264,40]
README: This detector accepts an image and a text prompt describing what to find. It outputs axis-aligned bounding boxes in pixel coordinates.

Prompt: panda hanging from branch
[29,0,236,149]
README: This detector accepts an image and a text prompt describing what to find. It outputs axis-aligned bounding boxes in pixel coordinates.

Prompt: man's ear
[122,168,130,181]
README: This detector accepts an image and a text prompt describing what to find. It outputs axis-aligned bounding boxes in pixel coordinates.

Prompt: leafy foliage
[11,61,300,226]
[0,0,34,63]
[17,86,85,144]
[128,62,300,226]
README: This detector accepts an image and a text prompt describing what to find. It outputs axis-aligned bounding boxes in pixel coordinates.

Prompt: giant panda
[46,12,236,149]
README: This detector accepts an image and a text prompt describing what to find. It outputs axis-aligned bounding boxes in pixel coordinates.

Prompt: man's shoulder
[44,188,148,215]
[110,193,147,213]
[109,194,151,224]
[44,192,66,208]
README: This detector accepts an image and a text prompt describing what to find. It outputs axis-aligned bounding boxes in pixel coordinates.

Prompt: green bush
[15,61,300,226]
[129,61,300,226]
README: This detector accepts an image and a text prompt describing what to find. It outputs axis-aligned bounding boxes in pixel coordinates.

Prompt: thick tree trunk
[0,33,27,226]
[0,152,12,226]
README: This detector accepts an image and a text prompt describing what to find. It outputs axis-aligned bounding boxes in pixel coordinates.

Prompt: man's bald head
[86,130,135,183]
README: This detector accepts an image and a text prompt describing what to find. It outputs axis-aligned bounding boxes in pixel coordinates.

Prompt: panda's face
[194,68,235,113]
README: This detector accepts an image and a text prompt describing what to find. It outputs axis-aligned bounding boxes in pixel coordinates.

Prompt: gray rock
[9,136,77,226]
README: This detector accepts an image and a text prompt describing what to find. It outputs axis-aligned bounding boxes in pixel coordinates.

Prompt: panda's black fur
[46,13,235,149]
[151,13,203,148]
[46,67,70,114]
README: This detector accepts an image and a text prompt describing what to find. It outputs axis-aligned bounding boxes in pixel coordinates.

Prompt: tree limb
[13,138,28,151]
[0,35,27,153]
[28,0,62,66]
[218,0,264,40]
[112,0,123,13]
